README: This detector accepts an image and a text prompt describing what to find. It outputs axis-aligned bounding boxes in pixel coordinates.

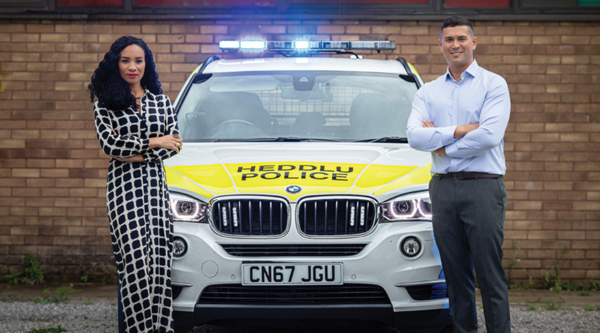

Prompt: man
[406,16,511,333]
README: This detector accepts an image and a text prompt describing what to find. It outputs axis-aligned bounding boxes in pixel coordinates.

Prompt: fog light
[401,237,421,257]
[173,237,187,257]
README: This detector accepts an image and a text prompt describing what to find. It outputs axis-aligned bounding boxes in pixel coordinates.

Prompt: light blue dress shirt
[406,60,511,175]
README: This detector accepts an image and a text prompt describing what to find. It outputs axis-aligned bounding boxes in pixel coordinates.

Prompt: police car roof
[203,57,408,75]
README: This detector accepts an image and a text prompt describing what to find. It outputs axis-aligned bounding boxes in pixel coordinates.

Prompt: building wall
[0,18,599,284]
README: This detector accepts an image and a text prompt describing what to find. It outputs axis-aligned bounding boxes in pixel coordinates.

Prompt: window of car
[177,71,419,142]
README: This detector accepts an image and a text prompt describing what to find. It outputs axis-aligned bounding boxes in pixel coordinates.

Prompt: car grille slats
[199,284,390,305]
[212,199,288,236]
[405,282,448,300]
[299,198,377,235]
[221,244,366,257]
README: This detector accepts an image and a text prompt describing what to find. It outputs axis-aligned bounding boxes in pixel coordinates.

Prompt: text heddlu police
[236,164,355,181]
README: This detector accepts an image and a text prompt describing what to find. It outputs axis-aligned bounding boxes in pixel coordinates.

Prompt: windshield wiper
[214,137,340,142]
[357,137,409,143]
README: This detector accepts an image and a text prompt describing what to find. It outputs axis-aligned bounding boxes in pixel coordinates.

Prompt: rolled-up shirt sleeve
[444,76,510,159]
[406,88,457,152]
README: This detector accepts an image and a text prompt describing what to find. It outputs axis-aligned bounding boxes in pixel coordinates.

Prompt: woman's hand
[149,135,183,153]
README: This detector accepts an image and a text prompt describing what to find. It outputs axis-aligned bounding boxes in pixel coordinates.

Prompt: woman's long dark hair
[88,35,162,111]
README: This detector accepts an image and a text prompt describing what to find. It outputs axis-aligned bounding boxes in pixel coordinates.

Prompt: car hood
[164,142,432,202]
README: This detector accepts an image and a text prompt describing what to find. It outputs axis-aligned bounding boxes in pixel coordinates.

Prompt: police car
[167,40,452,332]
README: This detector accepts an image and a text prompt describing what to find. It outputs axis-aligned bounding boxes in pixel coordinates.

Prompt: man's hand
[454,123,479,139]
[423,120,479,139]
[433,147,447,156]
[149,135,183,153]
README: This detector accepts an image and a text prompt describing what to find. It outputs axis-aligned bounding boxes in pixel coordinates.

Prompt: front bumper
[171,219,450,328]
[175,305,451,330]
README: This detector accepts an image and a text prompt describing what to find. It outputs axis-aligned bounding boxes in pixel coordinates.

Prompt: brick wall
[0,19,598,284]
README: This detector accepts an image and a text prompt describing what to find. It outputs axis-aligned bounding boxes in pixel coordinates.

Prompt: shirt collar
[445,59,479,82]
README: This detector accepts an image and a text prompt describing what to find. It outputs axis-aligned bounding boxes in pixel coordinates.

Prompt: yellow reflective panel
[409,62,420,76]
[352,165,417,194]
[191,64,202,75]
[373,163,432,196]
[225,162,368,200]
[165,166,214,199]
[172,164,236,195]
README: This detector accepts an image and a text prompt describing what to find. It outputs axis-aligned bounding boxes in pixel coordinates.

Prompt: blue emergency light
[240,40,267,50]
[218,40,240,49]
[219,39,396,53]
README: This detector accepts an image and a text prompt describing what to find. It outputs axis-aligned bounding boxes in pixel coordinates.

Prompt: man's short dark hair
[440,16,475,39]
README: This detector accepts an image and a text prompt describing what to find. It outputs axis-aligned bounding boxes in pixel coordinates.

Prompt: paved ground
[1,283,599,332]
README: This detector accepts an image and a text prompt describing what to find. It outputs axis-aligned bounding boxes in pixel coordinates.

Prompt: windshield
[176,71,419,142]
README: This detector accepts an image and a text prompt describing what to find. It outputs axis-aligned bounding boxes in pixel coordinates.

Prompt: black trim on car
[173,307,452,330]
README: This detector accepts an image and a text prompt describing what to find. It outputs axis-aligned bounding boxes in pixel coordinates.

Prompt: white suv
[166,40,452,333]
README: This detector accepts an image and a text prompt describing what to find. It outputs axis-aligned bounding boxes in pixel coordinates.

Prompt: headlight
[170,192,207,223]
[382,191,432,222]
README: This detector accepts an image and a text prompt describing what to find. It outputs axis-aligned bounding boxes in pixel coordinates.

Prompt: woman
[88,36,182,333]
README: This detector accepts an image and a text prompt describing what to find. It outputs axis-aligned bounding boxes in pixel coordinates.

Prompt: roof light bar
[293,40,310,49]
[240,40,266,50]
[219,39,396,52]
[219,40,240,49]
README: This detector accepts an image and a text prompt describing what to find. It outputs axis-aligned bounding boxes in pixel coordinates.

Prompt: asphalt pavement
[1,283,599,333]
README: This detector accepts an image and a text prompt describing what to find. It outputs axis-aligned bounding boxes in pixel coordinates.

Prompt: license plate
[241,263,343,285]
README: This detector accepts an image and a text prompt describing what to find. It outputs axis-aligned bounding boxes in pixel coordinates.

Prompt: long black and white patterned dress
[94,90,178,333]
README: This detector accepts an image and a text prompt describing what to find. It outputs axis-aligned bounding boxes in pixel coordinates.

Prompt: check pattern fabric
[94,91,179,333]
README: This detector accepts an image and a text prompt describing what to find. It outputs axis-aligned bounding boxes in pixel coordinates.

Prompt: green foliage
[22,253,44,285]
[4,270,22,285]
[544,302,560,311]
[32,288,69,304]
[506,241,518,287]
[562,283,577,292]
[583,304,596,311]
[527,277,534,290]
[527,304,537,311]
[541,247,568,303]
[579,292,593,296]
[83,301,94,305]
[0,294,15,303]
[4,253,44,285]
[28,326,67,333]
[80,275,88,283]
[590,279,600,290]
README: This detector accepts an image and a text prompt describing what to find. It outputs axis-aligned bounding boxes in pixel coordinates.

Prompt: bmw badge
[285,185,302,194]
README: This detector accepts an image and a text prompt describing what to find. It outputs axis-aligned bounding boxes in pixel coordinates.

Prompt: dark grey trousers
[429,175,511,333]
